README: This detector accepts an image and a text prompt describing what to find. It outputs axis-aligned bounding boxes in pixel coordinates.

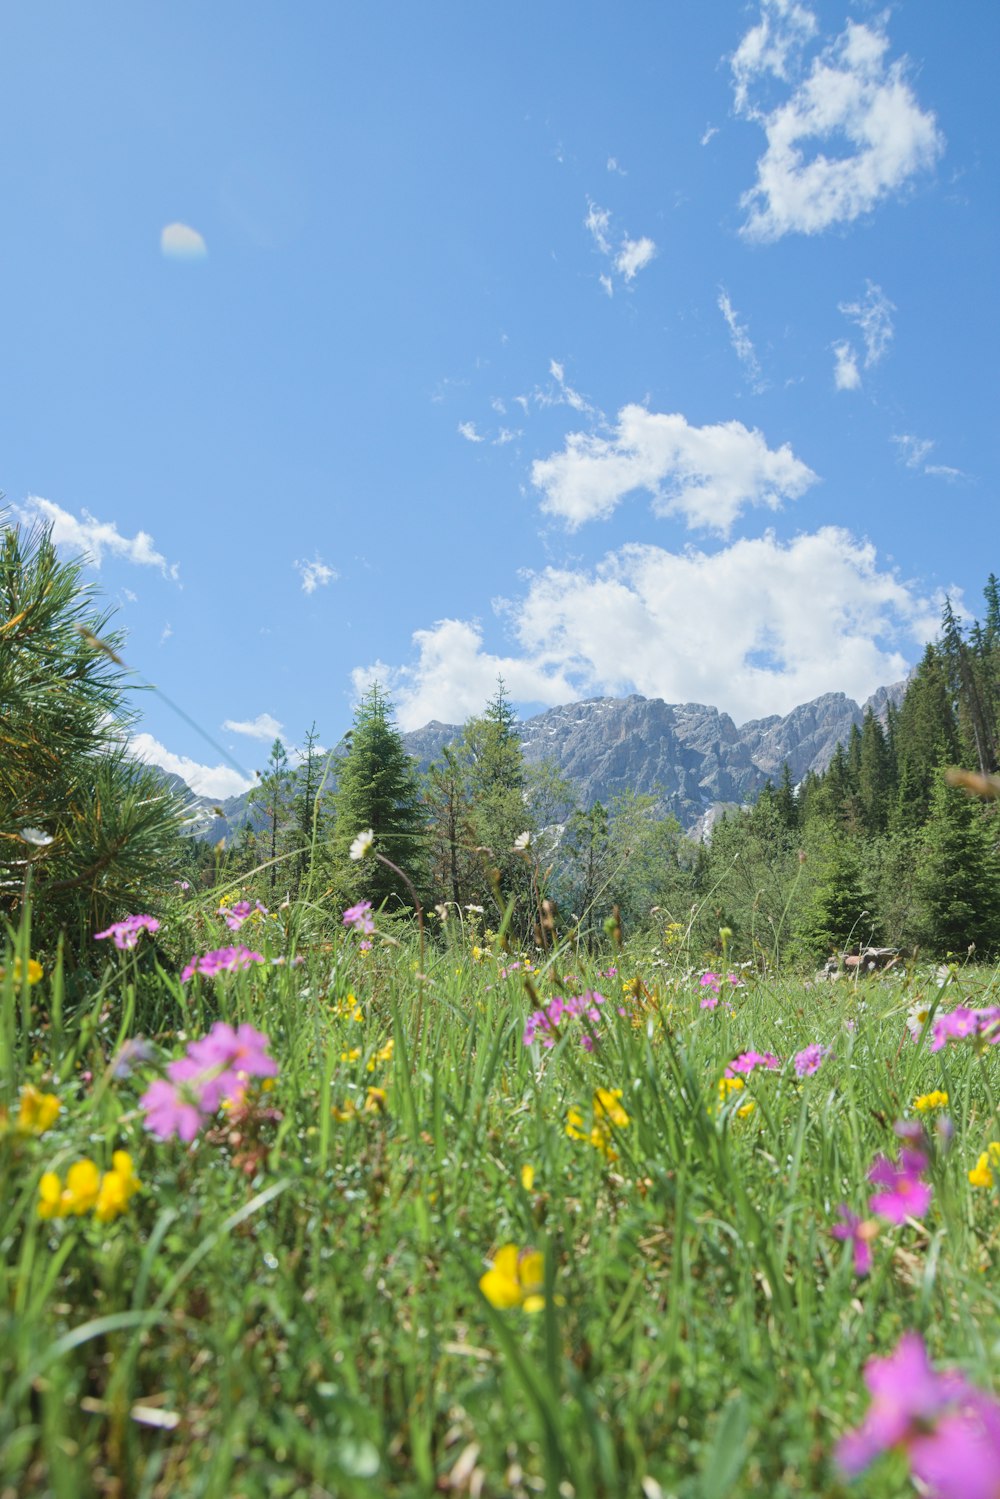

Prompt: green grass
[2,896,1000,1498]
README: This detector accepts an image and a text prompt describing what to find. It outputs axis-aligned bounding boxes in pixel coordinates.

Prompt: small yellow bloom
[479,1244,545,1313]
[63,1159,101,1215]
[340,1047,362,1064]
[17,1085,60,1135]
[366,1038,394,1072]
[331,1100,358,1122]
[593,1088,630,1130]
[0,957,44,986]
[913,1090,949,1112]
[94,1152,141,1222]
[37,1171,63,1219]
[969,1144,1000,1188]
[565,1106,587,1142]
[520,1163,535,1192]
[364,1087,388,1113]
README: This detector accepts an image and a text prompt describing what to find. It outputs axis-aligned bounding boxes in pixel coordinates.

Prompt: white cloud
[458,421,485,443]
[15,495,180,580]
[839,280,895,368]
[583,201,657,289]
[131,732,254,799]
[160,622,173,644]
[700,125,719,146]
[353,528,937,730]
[615,236,657,282]
[531,404,817,533]
[718,289,766,392]
[734,10,944,241]
[222,712,285,742]
[832,340,862,391]
[293,556,337,594]
[892,433,967,481]
[160,222,208,260]
[607,156,626,175]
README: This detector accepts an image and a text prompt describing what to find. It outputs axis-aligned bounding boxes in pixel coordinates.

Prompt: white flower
[513,831,532,853]
[19,827,54,847]
[349,828,374,861]
[906,1002,932,1040]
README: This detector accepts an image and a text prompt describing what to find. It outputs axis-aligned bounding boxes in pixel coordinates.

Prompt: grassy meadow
[3,882,1000,1499]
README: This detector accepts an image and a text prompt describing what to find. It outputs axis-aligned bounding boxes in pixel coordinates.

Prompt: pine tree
[247,738,295,895]
[0,511,187,956]
[423,745,481,911]
[332,684,426,912]
[291,723,333,895]
[916,771,1000,956]
[460,679,534,922]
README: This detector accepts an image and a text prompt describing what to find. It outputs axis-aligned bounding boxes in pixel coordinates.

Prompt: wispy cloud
[892,433,967,481]
[15,495,180,580]
[700,125,719,146]
[584,200,657,292]
[531,404,816,533]
[355,527,935,731]
[832,341,862,391]
[836,281,896,384]
[293,557,337,594]
[733,5,944,240]
[458,420,485,443]
[222,712,285,742]
[718,289,766,392]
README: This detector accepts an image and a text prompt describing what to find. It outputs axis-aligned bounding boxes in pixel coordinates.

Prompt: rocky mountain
[172,683,905,844]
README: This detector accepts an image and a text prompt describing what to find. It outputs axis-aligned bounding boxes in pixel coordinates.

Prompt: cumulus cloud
[584,201,657,290]
[160,222,208,260]
[531,404,817,533]
[131,732,254,800]
[294,556,337,594]
[718,289,766,392]
[15,495,180,580]
[222,712,285,742]
[832,340,861,391]
[352,528,937,730]
[733,6,944,240]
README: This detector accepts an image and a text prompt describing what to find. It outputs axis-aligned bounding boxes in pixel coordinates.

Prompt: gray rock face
[170,682,906,843]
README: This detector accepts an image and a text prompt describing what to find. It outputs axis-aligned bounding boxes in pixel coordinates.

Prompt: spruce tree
[247,738,296,894]
[916,771,1000,956]
[332,684,426,912]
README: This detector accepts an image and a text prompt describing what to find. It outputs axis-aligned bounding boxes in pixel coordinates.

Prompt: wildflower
[906,1001,933,1040]
[931,1006,1000,1053]
[94,1152,141,1222]
[512,831,532,853]
[174,880,191,891]
[180,945,265,981]
[968,1143,1000,1189]
[914,1090,949,1112]
[521,1164,535,1191]
[111,1037,154,1078]
[37,1171,63,1219]
[140,1078,205,1142]
[94,914,160,951]
[16,1084,60,1135]
[479,1244,545,1312]
[349,828,374,861]
[837,1331,1000,1498]
[367,1038,394,1072]
[61,1159,101,1215]
[217,899,262,931]
[342,900,375,935]
[364,1086,388,1113]
[184,1021,278,1100]
[726,1051,780,1077]
[794,1043,831,1078]
[0,956,44,985]
[868,1150,932,1224]
[19,826,54,847]
[831,1205,878,1276]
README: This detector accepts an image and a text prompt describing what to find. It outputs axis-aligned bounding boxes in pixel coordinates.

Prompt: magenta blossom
[218,899,268,932]
[831,1205,875,1277]
[180,946,265,982]
[726,1050,780,1077]
[139,1077,204,1142]
[523,991,606,1049]
[140,1022,277,1140]
[868,1149,932,1224]
[837,1332,1000,1499]
[95,914,160,950]
[931,1006,1000,1053]
[794,1043,831,1077]
[342,900,375,935]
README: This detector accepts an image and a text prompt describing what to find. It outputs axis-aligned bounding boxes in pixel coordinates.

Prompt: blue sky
[3,1,996,796]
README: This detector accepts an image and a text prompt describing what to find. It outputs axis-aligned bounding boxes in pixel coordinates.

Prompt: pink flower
[931,1006,1000,1053]
[140,1077,204,1142]
[342,900,375,935]
[95,914,160,950]
[180,946,265,982]
[837,1332,1000,1499]
[726,1050,780,1077]
[868,1150,932,1224]
[831,1205,875,1277]
[794,1043,831,1077]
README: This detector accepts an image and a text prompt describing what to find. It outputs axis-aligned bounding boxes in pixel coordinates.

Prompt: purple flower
[699,993,720,1011]
[726,1050,780,1077]
[139,1077,204,1142]
[868,1150,932,1224]
[111,1036,154,1078]
[342,900,375,935]
[831,1205,875,1277]
[794,1043,831,1077]
[837,1332,1000,1499]
[180,946,265,982]
[931,1006,1000,1053]
[700,972,720,992]
[95,914,160,951]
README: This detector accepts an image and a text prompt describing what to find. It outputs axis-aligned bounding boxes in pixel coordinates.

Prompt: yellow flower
[63,1159,101,1215]
[593,1088,630,1130]
[366,1038,394,1072]
[364,1087,388,1113]
[331,1100,358,1122]
[913,1090,949,1112]
[520,1163,535,1191]
[340,1047,362,1064]
[37,1171,63,1219]
[16,1085,60,1135]
[94,1152,141,1223]
[479,1244,545,1313]
[567,1089,630,1160]
[969,1142,1000,1189]
[565,1106,587,1142]
[0,957,43,986]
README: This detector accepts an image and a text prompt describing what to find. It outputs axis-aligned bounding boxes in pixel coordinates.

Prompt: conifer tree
[916,771,1000,956]
[248,738,296,894]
